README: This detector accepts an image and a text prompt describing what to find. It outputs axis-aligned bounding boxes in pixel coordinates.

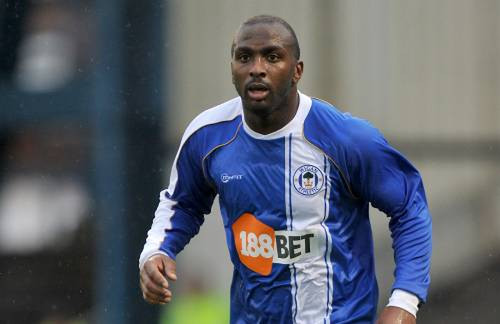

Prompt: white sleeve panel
[138,189,176,269]
[166,97,242,195]
[139,97,242,269]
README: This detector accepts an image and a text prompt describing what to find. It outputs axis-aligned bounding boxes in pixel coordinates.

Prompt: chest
[206,133,336,229]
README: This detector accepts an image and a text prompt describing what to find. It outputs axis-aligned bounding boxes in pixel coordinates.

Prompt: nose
[249,57,266,78]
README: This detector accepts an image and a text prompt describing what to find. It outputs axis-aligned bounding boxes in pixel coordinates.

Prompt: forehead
[234,23,293,50]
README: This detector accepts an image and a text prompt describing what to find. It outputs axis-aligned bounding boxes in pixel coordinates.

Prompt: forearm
[139,190,204,269]
[390,200,432,302]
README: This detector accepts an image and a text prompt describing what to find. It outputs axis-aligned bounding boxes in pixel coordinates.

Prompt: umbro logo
[221,173,243,183]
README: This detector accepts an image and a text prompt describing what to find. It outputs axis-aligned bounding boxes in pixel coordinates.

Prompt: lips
[246,82,270,101]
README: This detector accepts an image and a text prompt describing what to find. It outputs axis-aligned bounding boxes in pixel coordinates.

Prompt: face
[231,23,303,115]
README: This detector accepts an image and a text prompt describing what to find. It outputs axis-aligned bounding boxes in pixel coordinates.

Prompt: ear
[230,61,235,84]
[292,61,304,85]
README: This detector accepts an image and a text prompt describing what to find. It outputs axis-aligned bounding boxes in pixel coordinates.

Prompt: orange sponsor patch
[232,213,275,276]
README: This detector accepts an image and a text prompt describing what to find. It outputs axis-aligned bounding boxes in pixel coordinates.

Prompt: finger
[142,291,159,305]
[140,275,172,297]
[140,267,163,289]
[145,263,169,289]
[144,297,163,305]
[162,258,177,281]
[143,290,171,304]
[141,275,170,296]
[143,290,164,304]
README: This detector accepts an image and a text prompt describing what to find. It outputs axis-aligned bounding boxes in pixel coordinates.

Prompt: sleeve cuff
[386,289,420,318]
[138,250,169,270]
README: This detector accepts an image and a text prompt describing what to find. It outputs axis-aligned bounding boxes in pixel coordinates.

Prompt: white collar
[241,91,312,140]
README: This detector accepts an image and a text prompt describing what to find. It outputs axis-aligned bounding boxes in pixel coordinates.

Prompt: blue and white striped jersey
[140,92,432,323]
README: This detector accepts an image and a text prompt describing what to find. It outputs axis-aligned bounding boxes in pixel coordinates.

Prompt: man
[139,15,431,324]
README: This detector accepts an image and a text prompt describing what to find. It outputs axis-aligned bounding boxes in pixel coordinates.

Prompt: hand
[140,254,177,305]
[376,306,416,324]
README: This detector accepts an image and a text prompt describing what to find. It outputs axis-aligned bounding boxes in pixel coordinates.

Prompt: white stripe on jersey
[288,135,333,324]
[270,92,333,323]
[139,189,175,269]
[322,155,334,320]
[139,97,242,268]
[284,134,298,322]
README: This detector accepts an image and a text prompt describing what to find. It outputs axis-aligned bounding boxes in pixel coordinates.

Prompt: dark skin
[140,254,174,305]
[140,21,416,324]
[231,23,303,134]
[377,306,416,324]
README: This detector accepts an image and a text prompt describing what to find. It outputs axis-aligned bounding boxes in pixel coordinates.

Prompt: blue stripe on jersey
[208,129,294,323]
[322,155,331,323]
[288,133,293,229]
[288,133,299,323]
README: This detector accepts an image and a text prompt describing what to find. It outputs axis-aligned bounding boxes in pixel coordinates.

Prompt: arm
[139,132,217,304]
[377,306,416,324]
[348,120,432,320]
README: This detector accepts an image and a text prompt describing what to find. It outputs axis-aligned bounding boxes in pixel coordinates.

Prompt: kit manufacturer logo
[293,164,324,196]
[221,173,243,183]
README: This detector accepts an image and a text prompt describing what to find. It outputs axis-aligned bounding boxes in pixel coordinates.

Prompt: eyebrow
[234,45,286,54]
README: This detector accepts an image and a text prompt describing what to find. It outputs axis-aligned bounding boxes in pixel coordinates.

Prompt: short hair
[231,15,301,60]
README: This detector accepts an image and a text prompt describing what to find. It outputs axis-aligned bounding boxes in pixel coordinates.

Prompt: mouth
[246,82,270,101]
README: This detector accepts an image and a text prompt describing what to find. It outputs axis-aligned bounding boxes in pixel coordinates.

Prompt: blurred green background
[1,1,499,323]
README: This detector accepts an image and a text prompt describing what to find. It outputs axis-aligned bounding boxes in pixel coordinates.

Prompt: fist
[139,254,177,305]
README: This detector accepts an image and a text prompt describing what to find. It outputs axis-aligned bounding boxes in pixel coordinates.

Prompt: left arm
[348,120,432,321]
[377,306,416,324]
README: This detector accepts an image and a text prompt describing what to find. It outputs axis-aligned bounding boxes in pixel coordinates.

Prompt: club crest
[293,165,324,196]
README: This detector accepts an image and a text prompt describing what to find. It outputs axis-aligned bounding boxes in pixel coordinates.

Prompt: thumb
[162,256,177,281]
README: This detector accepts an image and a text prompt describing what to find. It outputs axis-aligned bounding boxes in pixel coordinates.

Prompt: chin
[242,98,273,114]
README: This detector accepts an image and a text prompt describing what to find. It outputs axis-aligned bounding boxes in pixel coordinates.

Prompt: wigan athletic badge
[293,165,325,196]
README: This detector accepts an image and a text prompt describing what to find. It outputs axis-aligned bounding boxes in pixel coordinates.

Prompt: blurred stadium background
[0,0,498,323]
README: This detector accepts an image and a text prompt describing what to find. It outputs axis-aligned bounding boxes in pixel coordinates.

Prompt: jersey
[140,92,432,323]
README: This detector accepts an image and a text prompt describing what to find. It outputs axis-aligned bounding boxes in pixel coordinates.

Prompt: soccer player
[139,15,431,324]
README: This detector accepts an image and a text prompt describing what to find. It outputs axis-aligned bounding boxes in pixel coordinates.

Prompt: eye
[238,53,250,63]
[267,53,280,62]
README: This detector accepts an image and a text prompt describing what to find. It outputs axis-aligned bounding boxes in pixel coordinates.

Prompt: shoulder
[177,97,243,158]
[304,98,384,154]
[180,97,242,144]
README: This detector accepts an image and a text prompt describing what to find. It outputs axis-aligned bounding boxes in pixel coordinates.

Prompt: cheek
[275,68,295,88]
[232,73,246,94]
[231,72,243,86]
[275,64,294,80]
[231,66,243,83]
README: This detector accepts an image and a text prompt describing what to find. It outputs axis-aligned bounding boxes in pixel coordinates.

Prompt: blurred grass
[160,294,229,324]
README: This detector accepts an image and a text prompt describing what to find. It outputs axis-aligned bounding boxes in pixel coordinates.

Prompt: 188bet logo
[232,213,316,275]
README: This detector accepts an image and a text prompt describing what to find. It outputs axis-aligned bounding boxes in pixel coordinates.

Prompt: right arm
[139,132,217,304]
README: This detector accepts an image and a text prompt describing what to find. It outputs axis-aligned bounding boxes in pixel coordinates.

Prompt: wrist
[139,250,169,270]
[386,289,419,318]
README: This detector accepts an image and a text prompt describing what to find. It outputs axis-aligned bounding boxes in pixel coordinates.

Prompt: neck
[243,90,299,135]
